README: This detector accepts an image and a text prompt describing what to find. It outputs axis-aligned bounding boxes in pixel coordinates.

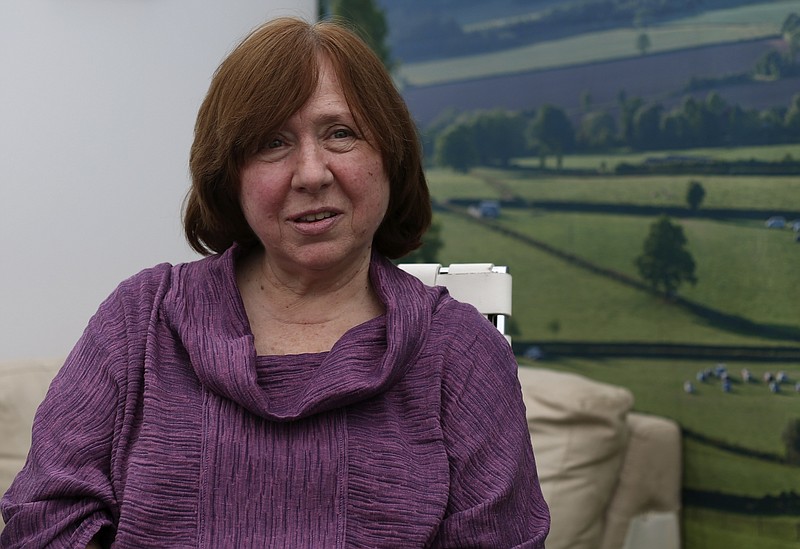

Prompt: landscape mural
[371,0,800,547]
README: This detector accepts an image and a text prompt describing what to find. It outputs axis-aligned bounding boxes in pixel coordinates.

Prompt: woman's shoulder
[111,250,229,303]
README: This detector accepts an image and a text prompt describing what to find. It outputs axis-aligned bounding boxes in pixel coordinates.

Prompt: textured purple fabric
[1,246,550,548]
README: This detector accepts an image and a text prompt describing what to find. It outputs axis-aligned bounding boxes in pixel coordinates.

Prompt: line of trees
[427,11,800,172]
[427,90,800,172]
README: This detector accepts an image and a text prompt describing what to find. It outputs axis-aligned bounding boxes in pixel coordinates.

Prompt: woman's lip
[291,208,342,222]
[295,210,337,223]
[289,210,341,235]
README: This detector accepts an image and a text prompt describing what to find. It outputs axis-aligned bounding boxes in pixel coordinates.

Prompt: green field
[436,209,800,345]
[397,1,800,86]
[684,508,800,549]
[493,210,800,329]
[430,157,800,342]
[427,143,800,547]
[516,143,800,172]
[519,358,799,458]
[507,175,800,210]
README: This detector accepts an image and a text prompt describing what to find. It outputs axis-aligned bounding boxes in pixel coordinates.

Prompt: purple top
[1,247,549,548]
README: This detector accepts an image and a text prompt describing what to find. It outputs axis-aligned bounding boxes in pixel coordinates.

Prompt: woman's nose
[291,142,333,193]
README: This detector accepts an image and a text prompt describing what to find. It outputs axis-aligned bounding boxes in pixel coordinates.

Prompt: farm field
[397,0,800,543]
[428,152,800,339]
[402,38,794,126]
[683,508,800,549]
[519,358,799,456]
[520,358,800,548]
[516,143,800,172]
[434,210,773,345]
[466,167,800,211]
[494,210,800,328]
[397,1,800,86]
[426,141,800,547]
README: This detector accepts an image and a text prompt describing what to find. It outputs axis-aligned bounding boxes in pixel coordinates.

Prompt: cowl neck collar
[167,246,443,421]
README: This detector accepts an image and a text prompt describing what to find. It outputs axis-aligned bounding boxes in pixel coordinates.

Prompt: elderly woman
[1,17,549,548]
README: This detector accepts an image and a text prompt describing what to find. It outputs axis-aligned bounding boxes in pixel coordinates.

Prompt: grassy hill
[426,144,800,547]
[434,207,800,345]
[397,1,800,86]
[399,1,800,127]
[425,141,800,546]
[429,156,800,342]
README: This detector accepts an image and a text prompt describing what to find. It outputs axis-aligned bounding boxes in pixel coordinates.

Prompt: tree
[526,104,574,169]
[635,216,697,297]
[435,123,477,172]
[577,110,617,150]
[782,418,800,465]
[617,93,644,144]
[326,0,393,70]
[636,32,651,56]
[469,110,529,167]
[785,93,800,137]
[400,218,443,263]
[686,180,706,211]
[781,13,800,66]
[754,49,784,80]
[420,107,460,164]
[433,110,528,171]
[631,103,663,149]
[580,90,593,113]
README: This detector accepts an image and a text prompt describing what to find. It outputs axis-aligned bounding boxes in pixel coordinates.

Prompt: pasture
[684,508,800,549]
[429,154,800,339]
[428,143,800,547]
[519,356,800,547]
[519,358,799,458]
[515,143,800,172]
[397,1,800,86]
[494,210,800,328]
[463,166,800,211]
[434,210,760,344]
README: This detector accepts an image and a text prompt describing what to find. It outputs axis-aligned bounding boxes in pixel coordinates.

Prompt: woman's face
[238,57,390,277]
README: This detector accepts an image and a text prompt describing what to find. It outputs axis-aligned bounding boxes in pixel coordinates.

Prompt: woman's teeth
[298,212,334,222]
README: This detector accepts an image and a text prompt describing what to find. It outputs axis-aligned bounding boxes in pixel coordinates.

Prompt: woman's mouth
[296,211,336,223]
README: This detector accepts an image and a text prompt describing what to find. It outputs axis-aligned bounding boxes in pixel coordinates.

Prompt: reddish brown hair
[183,17,430,258]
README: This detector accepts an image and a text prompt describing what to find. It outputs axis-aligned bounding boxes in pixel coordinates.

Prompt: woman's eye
[332,128,353,139]
[267,137,284,149]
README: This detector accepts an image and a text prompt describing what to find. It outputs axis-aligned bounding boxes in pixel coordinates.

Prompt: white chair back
[398,263,512,341]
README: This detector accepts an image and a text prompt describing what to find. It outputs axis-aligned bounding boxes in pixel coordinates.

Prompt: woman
[1,17,549,548]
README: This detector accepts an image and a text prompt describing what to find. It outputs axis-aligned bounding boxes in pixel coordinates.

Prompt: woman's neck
[236,249,385,355]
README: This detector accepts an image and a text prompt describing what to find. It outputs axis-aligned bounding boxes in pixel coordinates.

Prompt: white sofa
[517,367,682,549]
[0,357,681,548]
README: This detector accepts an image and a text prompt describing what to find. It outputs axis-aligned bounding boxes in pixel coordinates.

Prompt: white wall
[0,0,316,360]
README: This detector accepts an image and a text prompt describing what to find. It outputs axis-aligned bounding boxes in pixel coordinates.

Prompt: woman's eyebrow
[313,112,353,125]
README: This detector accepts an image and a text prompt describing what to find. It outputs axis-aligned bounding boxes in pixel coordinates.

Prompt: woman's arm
[433,309,550,548]
[0,287,133,548]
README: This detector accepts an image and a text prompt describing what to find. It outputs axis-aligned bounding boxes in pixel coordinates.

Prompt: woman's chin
[272,243,372,276]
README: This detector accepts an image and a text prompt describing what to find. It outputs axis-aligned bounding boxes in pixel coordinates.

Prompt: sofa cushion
[1,359,634,542]
[517,366,634,549]
[599,412,683,549]
[0,358,64,530]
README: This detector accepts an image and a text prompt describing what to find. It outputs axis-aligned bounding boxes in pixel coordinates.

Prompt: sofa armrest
[0,358,64,531]
[517,367,634,549]
[599,412,682,549]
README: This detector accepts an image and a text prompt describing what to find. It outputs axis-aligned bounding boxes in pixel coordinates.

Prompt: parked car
[765,216,786,229]
[524,346,544,360]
